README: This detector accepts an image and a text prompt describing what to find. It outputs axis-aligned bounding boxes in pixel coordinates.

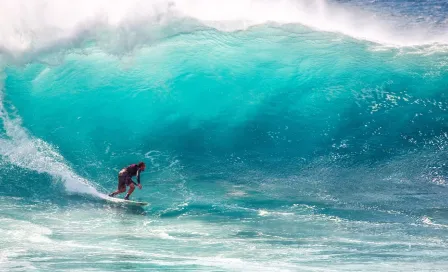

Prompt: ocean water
[1,0,448,271]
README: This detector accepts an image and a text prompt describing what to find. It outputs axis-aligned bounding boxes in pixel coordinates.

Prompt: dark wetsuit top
[124,164,142,185]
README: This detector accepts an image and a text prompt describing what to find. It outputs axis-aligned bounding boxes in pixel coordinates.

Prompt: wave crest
[0,0,447,62]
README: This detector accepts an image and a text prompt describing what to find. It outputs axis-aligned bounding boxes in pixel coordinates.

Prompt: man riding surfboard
[108,162,146,200]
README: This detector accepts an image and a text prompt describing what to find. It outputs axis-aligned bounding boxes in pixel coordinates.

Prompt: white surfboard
[102,195,149,206]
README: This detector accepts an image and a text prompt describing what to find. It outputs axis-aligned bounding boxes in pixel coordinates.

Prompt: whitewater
[1,0,448,271]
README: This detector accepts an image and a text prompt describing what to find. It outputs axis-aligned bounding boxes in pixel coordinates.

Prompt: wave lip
[0,0,447,61]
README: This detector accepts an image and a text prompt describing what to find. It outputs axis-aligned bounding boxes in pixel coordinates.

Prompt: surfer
[108,162,146,200]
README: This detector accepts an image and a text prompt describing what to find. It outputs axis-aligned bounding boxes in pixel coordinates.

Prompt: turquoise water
[1,0,448,271]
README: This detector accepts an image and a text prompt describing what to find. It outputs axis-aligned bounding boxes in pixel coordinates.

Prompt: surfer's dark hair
[138,162,145,167]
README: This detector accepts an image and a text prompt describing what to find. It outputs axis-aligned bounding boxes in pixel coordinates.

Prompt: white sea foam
[0,0,446,61]
[422,216,448,229]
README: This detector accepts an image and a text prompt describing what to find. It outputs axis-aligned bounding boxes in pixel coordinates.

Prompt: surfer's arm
[136,170,141,185]
[135,170,142,189]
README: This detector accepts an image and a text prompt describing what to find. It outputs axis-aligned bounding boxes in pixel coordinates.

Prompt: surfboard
[103,195,149,206]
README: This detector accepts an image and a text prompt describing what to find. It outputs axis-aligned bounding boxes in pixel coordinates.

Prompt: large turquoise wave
[1,0,448,271]
[2,25,447,196]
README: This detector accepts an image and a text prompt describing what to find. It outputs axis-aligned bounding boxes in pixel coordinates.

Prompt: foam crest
[0,0,446,59]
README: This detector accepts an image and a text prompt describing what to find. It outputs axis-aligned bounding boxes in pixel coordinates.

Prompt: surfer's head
[138,162,146,171]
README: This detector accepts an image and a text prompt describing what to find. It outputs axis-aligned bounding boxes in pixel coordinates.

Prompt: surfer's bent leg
[108,174,127,197]
[124,177,135,200]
